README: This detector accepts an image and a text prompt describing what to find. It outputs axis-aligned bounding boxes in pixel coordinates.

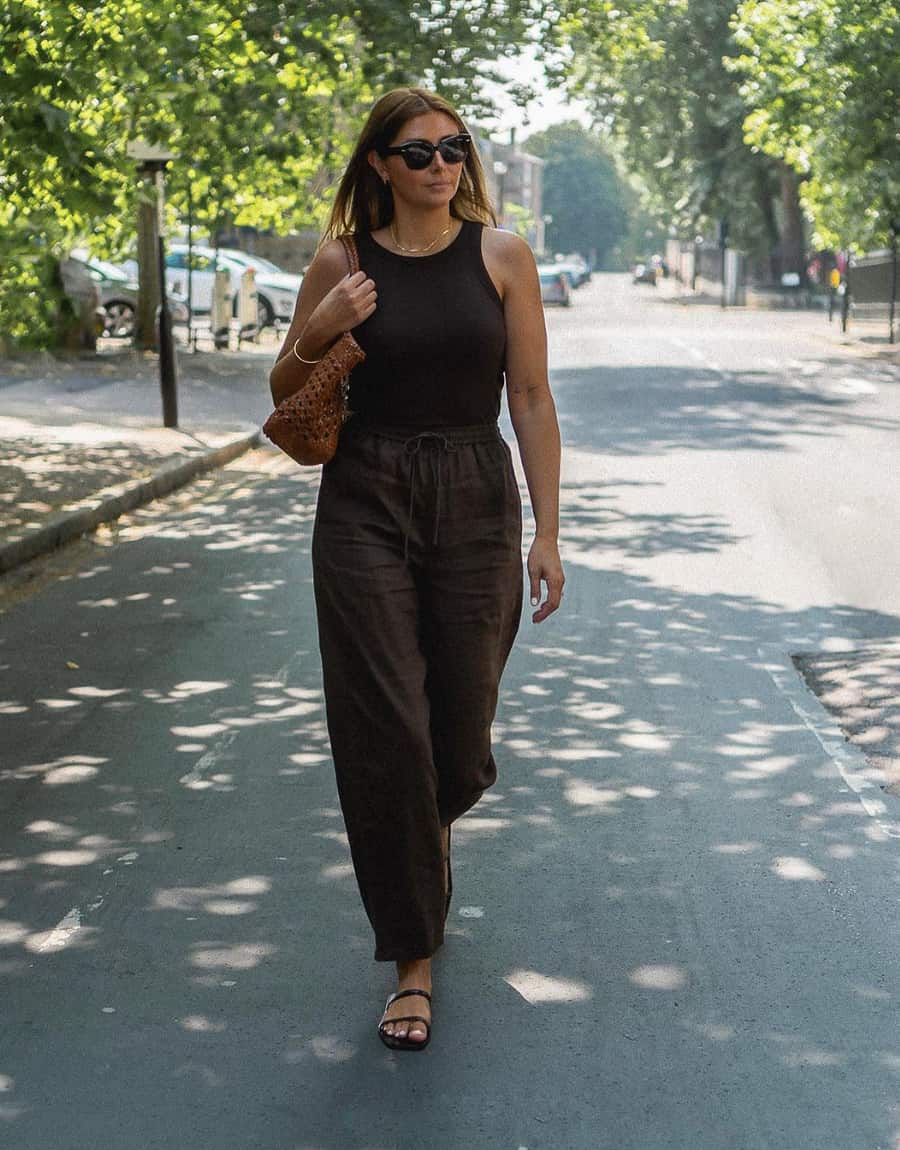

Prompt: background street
[2,276,898,1149]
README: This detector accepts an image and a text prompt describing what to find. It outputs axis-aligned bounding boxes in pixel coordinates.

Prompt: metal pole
[841,253,851,334]
[156,235,179,428]
[717,218,729,308]
[187,176,195,352]
[889,221,898,345]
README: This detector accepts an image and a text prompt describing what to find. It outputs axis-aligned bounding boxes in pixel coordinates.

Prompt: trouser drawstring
[402,432,458,560]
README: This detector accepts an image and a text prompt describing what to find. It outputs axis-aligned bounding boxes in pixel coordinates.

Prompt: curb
[0,428,261,575]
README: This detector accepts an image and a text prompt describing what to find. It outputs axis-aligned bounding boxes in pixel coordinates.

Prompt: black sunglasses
[378,133,471,171]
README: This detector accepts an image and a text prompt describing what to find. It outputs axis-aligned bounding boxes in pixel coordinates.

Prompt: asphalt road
[2,275,899,1149]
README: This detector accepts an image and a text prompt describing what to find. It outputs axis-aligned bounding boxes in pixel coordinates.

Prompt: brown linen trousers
[312,418,523,961]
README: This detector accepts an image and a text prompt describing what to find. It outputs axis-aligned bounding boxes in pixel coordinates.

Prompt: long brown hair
[321,88,497,244]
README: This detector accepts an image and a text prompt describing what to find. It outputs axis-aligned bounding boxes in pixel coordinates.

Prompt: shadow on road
[552,363,900,457]
[1,434,899,1146]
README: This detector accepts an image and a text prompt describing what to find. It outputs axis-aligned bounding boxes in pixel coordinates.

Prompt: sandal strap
[384,988,431,1008]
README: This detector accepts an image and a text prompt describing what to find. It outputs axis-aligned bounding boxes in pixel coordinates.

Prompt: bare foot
[380,957,432,1042]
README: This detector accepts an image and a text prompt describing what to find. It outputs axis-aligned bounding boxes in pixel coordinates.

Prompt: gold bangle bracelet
[292,337,322,365]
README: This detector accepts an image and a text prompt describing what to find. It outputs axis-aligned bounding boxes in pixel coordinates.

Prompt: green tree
[547,0,799,277]
[1,0,366,345]
[729,0,899,250]
[0,0,552,348]
[524,122,628,265]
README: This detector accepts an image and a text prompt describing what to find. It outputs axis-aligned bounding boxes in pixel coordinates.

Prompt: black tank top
[348,218,506,427]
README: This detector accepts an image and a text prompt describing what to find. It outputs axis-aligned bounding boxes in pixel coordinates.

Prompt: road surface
[1,275,898,1149]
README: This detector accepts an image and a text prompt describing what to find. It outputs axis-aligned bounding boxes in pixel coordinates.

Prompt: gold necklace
[389,220,454,254]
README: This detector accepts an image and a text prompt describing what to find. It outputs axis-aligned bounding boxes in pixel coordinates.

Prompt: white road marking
[179,730,238,787]
[36,908,81,952]
[34,850,141,953]
[757,643,900,838]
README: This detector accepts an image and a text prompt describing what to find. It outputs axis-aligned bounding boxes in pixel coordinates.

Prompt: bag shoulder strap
[337,233,360,276]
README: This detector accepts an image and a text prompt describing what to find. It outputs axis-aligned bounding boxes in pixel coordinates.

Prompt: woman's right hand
[310,269,377,338]
[270,242,377,404]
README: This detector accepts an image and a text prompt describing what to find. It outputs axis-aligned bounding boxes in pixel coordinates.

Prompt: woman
[269,87,564,1051]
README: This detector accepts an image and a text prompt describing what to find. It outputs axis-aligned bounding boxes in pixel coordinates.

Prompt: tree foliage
[523,122,628,265]
[0,0,548,348]
[548,0,898,267]
[729,0,899,250]
[549,0,784,265]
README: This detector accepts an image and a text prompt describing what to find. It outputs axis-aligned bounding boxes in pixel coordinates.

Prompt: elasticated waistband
[345,420,502,446]
[343,420,504,559]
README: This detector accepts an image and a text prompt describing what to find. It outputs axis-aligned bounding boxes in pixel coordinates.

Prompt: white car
[164,244,302,328]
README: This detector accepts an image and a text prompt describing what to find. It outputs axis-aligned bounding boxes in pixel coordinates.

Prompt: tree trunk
[753,158,781,283]
[136,169,163,351]
[779,161,806,283]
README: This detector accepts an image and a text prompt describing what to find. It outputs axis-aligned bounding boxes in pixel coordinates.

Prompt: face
[369,111,467,208]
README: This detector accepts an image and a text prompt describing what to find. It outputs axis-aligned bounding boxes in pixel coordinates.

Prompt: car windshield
[221,251,285,274]
[88,258,131,282]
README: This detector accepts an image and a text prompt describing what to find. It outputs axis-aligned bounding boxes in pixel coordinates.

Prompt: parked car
[632,253,669,285]
[58,256,105,348]
[554,252,591,287]
[165,244,302,328]
[538,265,572,307]
[68,249,188,338]
[632,261,659,285]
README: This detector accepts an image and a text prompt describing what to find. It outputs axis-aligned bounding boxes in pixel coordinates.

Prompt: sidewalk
[656,277,899,360]
[0,342,277,574]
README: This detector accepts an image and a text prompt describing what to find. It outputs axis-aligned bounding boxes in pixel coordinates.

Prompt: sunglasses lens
[439,137,468,163]
[402,145,434,169]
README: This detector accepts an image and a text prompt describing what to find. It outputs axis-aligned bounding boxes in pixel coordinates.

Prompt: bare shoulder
[481,227,537,301]
[482,226,535,268]
[310,236,355,282]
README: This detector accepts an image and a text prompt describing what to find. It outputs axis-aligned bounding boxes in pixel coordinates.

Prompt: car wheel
[103,300,135,338]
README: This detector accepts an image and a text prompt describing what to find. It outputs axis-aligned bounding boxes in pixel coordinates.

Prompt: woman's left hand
[527,536,565,623]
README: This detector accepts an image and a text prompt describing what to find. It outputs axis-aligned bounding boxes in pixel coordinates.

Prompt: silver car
[69,249,188,338]
[538,265,572,307]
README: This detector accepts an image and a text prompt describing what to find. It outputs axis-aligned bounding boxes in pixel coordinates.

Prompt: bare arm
[491,230,565,623]
[268,239,377,406]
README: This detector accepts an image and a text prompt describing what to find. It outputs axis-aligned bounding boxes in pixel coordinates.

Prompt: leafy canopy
[0,0,549,347]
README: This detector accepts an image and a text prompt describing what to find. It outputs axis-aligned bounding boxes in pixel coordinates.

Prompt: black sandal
[377,988,432,1051]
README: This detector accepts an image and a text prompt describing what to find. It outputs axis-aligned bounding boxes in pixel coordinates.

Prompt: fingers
[532,582,563,622]
[339,271,377,325]
[346,270,375,294]
[529,568,565,624]
[529,570,541,607]
[358,279,377,322]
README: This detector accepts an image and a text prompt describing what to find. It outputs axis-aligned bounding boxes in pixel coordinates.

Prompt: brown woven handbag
[263,234,366,465]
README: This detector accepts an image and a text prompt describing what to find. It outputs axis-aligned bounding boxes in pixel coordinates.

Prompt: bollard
[211,266,232,350]
[237,266,259,347]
